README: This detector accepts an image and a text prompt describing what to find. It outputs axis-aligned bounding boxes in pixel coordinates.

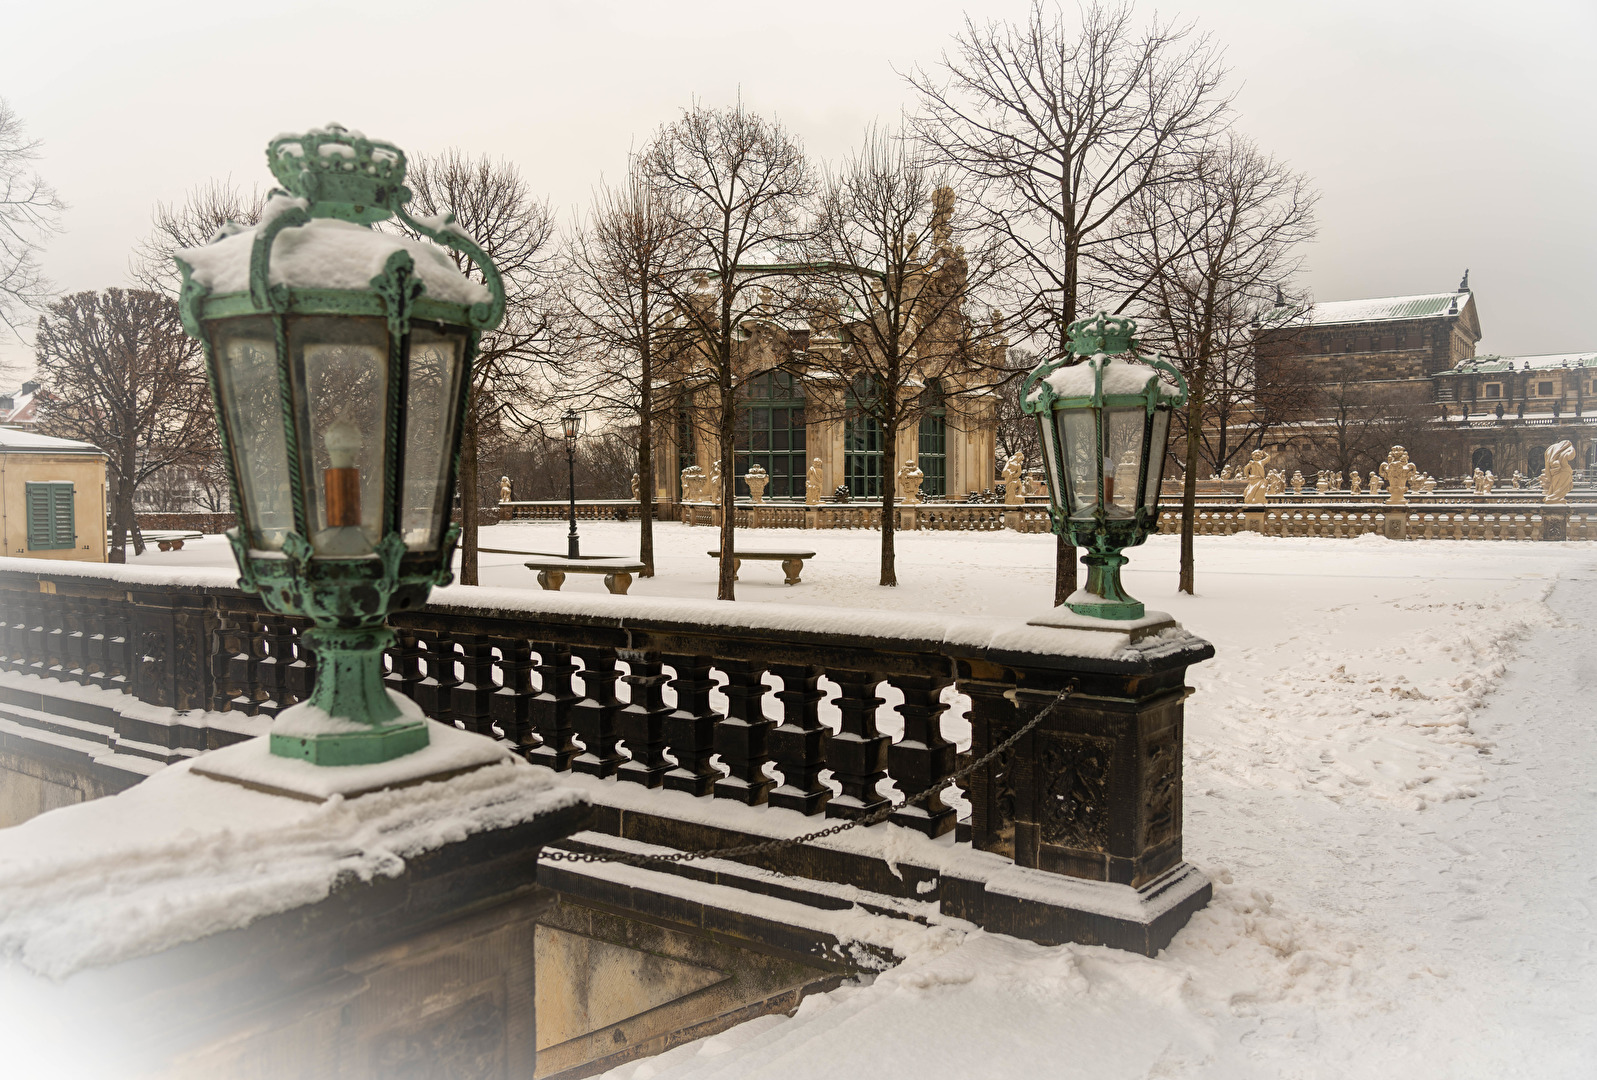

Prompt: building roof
[0,428,105,456]
[1262,291,1474,330]
[1449,351,1597,375]
[0,388,41,425]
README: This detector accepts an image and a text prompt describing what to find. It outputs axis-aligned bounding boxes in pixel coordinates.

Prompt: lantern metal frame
[173,124,505,765]
[1021,312,1187,621]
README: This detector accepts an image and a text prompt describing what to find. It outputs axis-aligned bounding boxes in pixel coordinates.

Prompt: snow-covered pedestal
[0,724,587,1078]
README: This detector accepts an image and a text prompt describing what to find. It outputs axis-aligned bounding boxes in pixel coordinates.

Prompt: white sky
[2,0,1593,375]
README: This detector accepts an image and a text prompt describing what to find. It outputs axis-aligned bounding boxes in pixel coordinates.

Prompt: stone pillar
[1542,507,1569,541]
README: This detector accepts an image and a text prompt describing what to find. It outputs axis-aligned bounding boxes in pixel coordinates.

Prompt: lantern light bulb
[325,418,362,470]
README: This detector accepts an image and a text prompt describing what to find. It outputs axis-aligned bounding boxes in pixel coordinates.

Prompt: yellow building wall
[0,452,108,561]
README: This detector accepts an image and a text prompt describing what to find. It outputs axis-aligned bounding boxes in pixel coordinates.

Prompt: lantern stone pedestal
[0,729,588,1079]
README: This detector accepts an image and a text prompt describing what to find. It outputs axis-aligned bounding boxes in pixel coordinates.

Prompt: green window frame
[676,407,695,497]
[25,481,75,551]
[844,415,883,498]
[918,413,947,498]
[735,372,807,498]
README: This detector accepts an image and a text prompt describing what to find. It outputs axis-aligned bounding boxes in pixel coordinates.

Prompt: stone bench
[707,548,815,585]
[519,556,645,595]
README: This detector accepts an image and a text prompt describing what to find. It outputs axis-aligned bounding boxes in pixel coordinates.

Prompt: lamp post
[562,407,582,558]
[1021,312,1187,621]
[172,124,504,766]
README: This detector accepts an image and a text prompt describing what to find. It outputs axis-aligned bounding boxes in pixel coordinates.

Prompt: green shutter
[25,482,74,550]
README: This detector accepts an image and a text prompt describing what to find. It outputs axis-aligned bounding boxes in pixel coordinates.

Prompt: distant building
[0,381,48,427]
[0,428,107,561]
[1252,276,1596,478]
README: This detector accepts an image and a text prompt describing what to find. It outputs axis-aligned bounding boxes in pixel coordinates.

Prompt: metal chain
[543,682,1076,867]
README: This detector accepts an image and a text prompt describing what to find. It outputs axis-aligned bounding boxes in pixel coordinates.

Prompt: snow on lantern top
[1021,312,1186,413]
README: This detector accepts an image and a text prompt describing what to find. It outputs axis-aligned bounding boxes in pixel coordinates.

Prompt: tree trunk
[107,471,128,564]
[716,370,736,602]
[459,396,479,586]
[879,415,898,587]
[637,356,655,577]
[1179,373,1210,595]
[1054,533,1077,605]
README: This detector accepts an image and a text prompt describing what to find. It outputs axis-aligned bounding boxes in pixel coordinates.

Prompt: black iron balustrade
[0,562,1214,947]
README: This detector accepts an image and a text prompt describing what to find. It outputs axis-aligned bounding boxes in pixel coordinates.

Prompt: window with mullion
[918,413,947,497]
[844,414,883,498]
[735,372,807,498]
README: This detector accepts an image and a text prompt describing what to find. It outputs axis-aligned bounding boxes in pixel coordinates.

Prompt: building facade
[0,429,107,561]
[1253,279,1596,479]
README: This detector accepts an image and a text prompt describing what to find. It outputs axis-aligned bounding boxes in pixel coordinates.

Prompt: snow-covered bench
[706,547,815,585]
[520,555,645,595]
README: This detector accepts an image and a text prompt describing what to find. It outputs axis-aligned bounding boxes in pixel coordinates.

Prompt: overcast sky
[2,0,1593,375]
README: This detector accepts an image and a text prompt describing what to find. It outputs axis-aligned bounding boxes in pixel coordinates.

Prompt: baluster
[214,609,257,713]
[105,597,130,691]
[490,636,536,753]
[415,630,460,725]
[887,673,957,837]
[769,662,830,815]
[825,668,890,819]
[256,615,293,715]
[384,627,424,705]
[617,649,672,788]
[571,647,625,776]
[454,634,497,736]
[284,620,315,703]
[527,643,580,771]
[58,594,84,679]
[714,659,776,804]
[661,653,723,795]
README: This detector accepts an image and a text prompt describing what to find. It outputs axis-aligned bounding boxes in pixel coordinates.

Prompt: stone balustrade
[0,558,1215,954]
[1157,504,1597,541]
[499,499,640,522]
[678,501,1053,533]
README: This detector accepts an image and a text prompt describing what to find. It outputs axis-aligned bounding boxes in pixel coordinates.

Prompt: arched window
[918,379,947,498]
[844,375,882,498]
[1471,447,1494,473]
[675,406,695,497]
[735,372,806,498]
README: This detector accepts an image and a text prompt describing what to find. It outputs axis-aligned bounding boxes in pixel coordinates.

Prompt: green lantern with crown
[1021,313,1188,621]
[173,124,504,765]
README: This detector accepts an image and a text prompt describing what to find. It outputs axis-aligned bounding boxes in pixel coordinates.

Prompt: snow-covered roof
[0,390,39,425]
[1448,351,1597,375]
[1269,291,1472,328]
[176,193,491,306]
[0,428,104,456]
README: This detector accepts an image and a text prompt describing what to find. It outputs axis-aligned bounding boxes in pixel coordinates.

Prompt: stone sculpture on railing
[1023,471,1047,497]
[1544,440,1576,503]
[743,463,769,504]
[1266,469,1286,495]
[1368,470,1381,498]
[1380,446,1419,504]
[1291,470,1305,495]
[1349,471,1362,495]
[707,458,723,503]
[896,461,924,505]
[1315,470,1329,494]
[1512,470,1523,489]
[805,457,823,505]
[631,472,640,501]
[1332,471,1343,492]
[1002,452,1026,504]
[500,475,513,504]
[1241,449,1271,505]
[680,464,706,502]
[1471,468,1496,495]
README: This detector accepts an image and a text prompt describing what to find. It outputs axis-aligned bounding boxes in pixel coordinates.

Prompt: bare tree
[910,0,1231,603]
[804,128,1007,586]
[564,160,693,576]
[1119,134,1316,592]
[645,102,816,601]
[994,345,1042,468]
[401,150,563,584]
[32,289,211,561]
[0,99,64,337]
[131,179,266,294]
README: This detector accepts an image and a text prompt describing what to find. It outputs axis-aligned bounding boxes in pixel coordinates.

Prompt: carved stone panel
[1036,731,1114,850]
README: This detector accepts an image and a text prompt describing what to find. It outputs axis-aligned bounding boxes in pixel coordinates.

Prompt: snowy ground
[123,525,1597,1076]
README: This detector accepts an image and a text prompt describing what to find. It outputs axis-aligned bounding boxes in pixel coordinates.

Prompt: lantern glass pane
[401,324,467,551]
[1103,407,1146,518]
[1038,413,1063,507]
[1142,409,1171,511]
[1058,409,1098,517]
[212,318,293,551]
[290,316,389,557]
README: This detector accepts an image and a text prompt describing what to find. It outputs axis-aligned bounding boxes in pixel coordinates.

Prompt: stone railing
[500,499,640,522]
[1157,503,1597,541]
[679,502,1054,534]
[0,558,1215,953]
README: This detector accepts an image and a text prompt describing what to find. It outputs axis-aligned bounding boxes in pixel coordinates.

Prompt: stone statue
[1511,470,1523,489]
[1219,465,1234,481]
[499,475,513,504]
[1368,471,1381,498]
[1379,446,1418,504]
[805,457,823,506]
[1423,476,1436,492]
[706,458,723,503]
[1332,471,1343,492]
[1348,471,1362,496]
[1023,471,1047,498]
[1266,469,1286,496]
[1291,470,1305,495]
[1002,452,1026,505]
[897,461,925,505]
[1483,471,1496,493]
[1544,440,1576,503]
[680,464,706,502]
[1315,470,1329,494]
[743,463,769,504]
[1113,449,1139,509]
[630,472,640,501]
[1241,449,1271,506]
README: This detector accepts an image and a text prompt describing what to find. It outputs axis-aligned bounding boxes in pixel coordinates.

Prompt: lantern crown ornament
[172,126,506,767]
[1021,313,1188,621]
